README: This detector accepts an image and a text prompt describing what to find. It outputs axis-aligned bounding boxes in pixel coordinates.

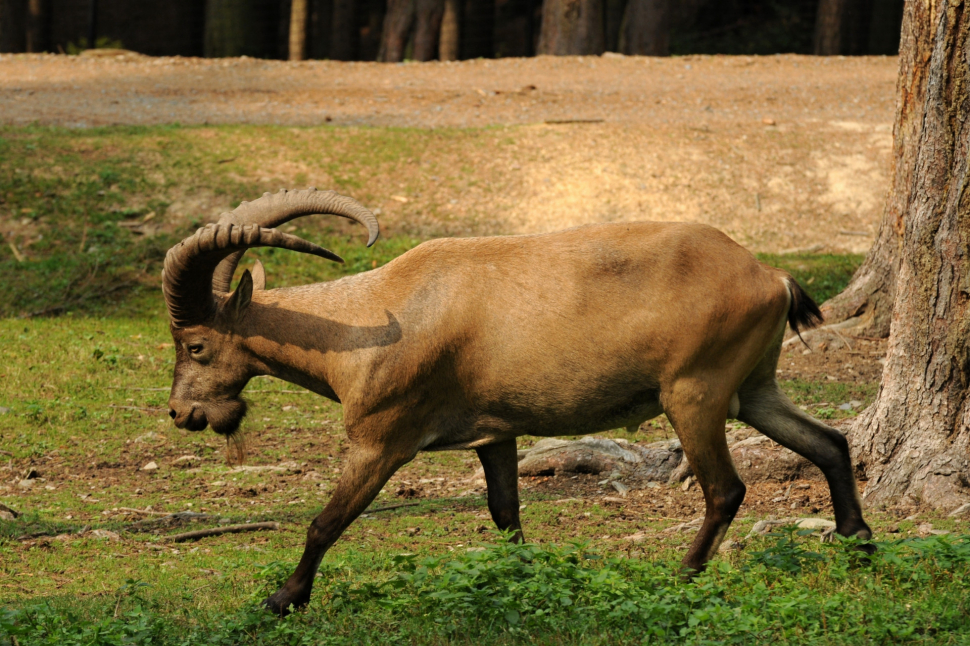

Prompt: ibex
[163,188,872,615]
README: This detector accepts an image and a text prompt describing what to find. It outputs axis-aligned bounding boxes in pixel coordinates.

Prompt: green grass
[2,124,936,646]
[3,532,969,645]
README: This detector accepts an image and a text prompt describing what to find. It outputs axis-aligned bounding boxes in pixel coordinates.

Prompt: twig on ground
[545,118,604,125]
[116,507,171,516]
[364,502,420,514]
[108,405,166,413]
[162,522,280,543]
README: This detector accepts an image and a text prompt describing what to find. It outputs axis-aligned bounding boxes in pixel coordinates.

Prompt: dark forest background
[0,0,904,61]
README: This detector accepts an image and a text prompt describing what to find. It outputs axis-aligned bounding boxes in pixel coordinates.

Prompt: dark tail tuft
[787,277,824,338]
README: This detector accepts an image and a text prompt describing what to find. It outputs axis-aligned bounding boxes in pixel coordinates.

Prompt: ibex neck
[237,274,395,402]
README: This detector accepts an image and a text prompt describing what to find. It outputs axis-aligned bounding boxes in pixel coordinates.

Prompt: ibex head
[163,188,379,436]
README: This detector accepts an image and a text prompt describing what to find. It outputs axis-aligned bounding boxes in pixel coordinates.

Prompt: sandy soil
[1,52,898,252]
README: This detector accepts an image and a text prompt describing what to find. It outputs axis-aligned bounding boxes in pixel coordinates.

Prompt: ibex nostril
[169,409,177,419]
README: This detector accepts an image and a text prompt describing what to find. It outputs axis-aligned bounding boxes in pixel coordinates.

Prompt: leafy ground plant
[2,532,969,645]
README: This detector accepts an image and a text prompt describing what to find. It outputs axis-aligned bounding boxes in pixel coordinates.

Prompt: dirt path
[2,53,898,252]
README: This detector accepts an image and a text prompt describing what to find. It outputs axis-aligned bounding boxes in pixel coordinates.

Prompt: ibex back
[163,188,872,616]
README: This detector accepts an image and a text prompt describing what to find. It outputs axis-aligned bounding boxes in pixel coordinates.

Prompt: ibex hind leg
[663,381,747,573]
[476,439,524,543]
[264,444,411,616]
[737,376,872,545]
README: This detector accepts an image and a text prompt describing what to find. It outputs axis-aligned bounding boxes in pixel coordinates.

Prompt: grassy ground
[1,126,968,645]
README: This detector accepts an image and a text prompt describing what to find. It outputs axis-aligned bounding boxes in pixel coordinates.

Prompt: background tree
[330,0,358,60]
[438,0,460,59]
[460,0,494,58]
[0,0,26,53]
[289,0,309,60]
[26,0,49,52]
[537,0,603,55]
[413,0,444,60]
[378,0,413,61]
[848,0,970,511]
[620,0,667,55]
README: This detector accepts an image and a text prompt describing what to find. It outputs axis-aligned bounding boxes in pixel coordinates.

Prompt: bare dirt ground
[2,52,898,252]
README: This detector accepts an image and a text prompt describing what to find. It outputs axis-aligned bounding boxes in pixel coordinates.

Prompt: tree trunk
[604,0,626,52]
[205,0,274,58]
[26,0,49,52]
[814,0,847,54]
[850,0,970,512]
[460,0,493,59]
[0,0,27,53]
[619,0,667,56]
[413,0,443,61]
[330,0,358,60]
[438,0,459,60]
[537,0,604,55]
[814,0,875,55]
[308,0,333,59]
[289,0,309,60]
[378,0,414,61]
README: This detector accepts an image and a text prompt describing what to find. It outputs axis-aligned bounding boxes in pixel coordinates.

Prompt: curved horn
[163,223,342,327]
[211,188,380,293]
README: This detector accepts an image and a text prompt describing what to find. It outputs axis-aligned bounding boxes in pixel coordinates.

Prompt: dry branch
[162,522,280,543]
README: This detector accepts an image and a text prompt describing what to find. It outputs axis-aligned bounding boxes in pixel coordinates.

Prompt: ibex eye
[188,344,203,355]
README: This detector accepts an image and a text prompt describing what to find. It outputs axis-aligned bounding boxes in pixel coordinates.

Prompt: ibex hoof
[263,590,309,618]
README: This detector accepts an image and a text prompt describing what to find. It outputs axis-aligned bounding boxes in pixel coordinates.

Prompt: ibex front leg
[264,444,410,616]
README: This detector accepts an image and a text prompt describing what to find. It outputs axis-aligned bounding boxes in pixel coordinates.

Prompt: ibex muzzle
[161,188,873,617]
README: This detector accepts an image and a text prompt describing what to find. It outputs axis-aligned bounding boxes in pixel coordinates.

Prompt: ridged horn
[163,222,342,327]
[211,188,380,293]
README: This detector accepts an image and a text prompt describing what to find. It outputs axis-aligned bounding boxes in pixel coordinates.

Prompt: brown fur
[165,218,871,616]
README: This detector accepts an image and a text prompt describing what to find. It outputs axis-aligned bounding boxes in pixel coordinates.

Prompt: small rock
[611,481,630,497]
[88,529,120,541]
[623,531,649,543]
[947,502,970,517]
[917,522,934,537]
[141,461,158,471]
[718,540,743,552]
[681,476,693,492]
[403,527,421,536]
[838,403,853,411]
[0,406,10,414]
[762,117,776,126]
[0,503,18,521]
[849,400,863,409]
[17,479,34,489]
[173,455,200,467]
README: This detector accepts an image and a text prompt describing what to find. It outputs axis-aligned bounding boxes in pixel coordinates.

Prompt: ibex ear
[224,269,254,322]
[251,260,266,291]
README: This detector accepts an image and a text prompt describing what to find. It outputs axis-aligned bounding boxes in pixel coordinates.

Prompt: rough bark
[26,0,49,52]
[851,0,970,512]
[0,0,26,53]
[378,0,414,61]
[619,0,667,56]
[413,0,443,61]
[289,0,309,60]
[330,0,358,60]
[438,0,459,60]
[538,0,604,55]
